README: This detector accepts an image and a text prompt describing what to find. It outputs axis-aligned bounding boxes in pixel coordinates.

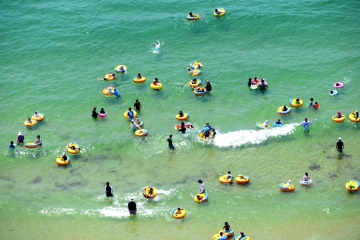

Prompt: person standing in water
[198,179,205,193]
[128,199,137,216]
[9,141,15,150]
[91,107,98,119]
[336,137,344,153]
[17,132,24,143]
[301,118,312,132]
[104,182,114,197]
[205,81,212,92]
[134,99,142,112]
[167,135,174,149]
[35,135,42,146]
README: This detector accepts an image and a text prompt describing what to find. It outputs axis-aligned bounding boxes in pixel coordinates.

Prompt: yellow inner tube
[134,77,146,83]
[104,74,117,81]
[290,98,303,107]
[176,113,189,120]
[102,87,114,96]
[332,115,346,122]
[199,130,215,140]
[192,62,203,69]
[189,79,201,87]
[123,110,138,118]
[187,14,200,20]
[280,184,295,191]
[214,8,226,17]
[172,209,186,219]
[66,143,80,154]
[346,181,359,191]
[135,129,148,137]
[277,106,291,114]
[189,69,201,76]
[32,113,45,121]
[193,193,206,203]
[219,175,233,184]
[56,156,70,166]
[114,65,127,72]
[235,175,250,184]
[24,119,38,127]
[348,113,360,122]
[143,187,157,198]
[150,83,162,90]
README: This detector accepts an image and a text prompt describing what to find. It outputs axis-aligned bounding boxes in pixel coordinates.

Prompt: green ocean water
[1,0,360,239]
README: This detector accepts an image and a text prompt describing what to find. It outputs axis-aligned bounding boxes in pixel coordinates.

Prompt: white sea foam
[213,123,299,148]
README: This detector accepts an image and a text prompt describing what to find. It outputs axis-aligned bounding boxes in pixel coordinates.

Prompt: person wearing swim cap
[336,137,344,153]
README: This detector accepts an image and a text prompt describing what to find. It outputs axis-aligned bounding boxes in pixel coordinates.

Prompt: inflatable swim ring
[256,123,270,130]
[102,87,114,96]
[135,129,148,137]
[290,98,303,107]
[346,180,359,192]
[332,115,346,122]
[176,113,189,121]
[175,124,194,130]
[191,61,203,69]
[193,88,207,96]
[187,14,200,21]
[277,106,292,115]
[171,207,186,219]
[219,175,233,184]
[199,129,215,140]
[349,112,360,123]
[235,175,250,185]
[114,65,127,73]
[66,143,80,155]
[213,8,226,17]
[329,90,338,96]
[189,79,202,87]
[273,122,284,127]
[212,233,227,240]
[299,179,312,186]
[134,76,146,83]
[143,186,157,198]
[104,74,117,81]
[24,119,38,127]
[334,82,344,88]
[193,193,208,203]
[279,183,295,192]
[150,82,162,90]
[219,229,234,238]
[24,143,38,149]
[32,113,45,121]
[189,69,201,76]
[56,156,70,166]
[123,110,138,119]
[98,113,107,118]
[234,234,251,240]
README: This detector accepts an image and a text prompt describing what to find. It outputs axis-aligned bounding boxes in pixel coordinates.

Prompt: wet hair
[310,98,314,101]
[225,222,228,225]
[10,141,13,144]
[129,107,131,111]
[169,134,172,138]
[198,179,203,183]
[106,182,109,185]
[305,172,308,176]
[305,118,308,121]
[37,135,40,138]
[177,207,181,211]
[227,171,231,174]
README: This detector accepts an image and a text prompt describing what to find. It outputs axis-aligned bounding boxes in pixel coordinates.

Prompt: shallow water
[1,0,360,239]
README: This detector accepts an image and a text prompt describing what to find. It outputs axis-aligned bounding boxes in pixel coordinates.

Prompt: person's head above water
[106,182,110,186]
[198,179,203,183]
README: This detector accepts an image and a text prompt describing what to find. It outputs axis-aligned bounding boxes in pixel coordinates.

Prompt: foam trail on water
[213,123,299,148]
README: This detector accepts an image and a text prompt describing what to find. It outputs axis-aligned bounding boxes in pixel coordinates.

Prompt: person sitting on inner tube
[100,108,106,114]
[108,84,114,93]
[201,122,216,138]
[223,222,232,232]
[238,174,246,179]
[175,208,183,214]
[153,78,159,85]
[196,87,205,92]
[69,145,77,151]
[282,106,288,111]
[238,232,248,240]
[178,122,187,134]
[137,73,142,79]
[131,120,141,131]
[214,8,221,15]
[226,171,232,180]
[178,110,184,117]
[188,12,194,18]
[104,73,116,80]
[191,78,197,85]
[187,68,196,75]
[354,110,359,119]
[196,194,203,201]
[295,98,300,104]
[33,111,41,118]
[314,102,319,109]
[118,66,125,73]
[336,111,342,118]
[205,81,212,92]
[134,117,142,125]
[275,119,283,125]
[62,154,68,161]
[253,77,259,84]
[262,120,269,128]
[284,180,292,188]
[301,172,310,181]
[27,117,32,124]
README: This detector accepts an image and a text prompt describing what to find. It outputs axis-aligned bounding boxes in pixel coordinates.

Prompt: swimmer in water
[152,40,161,53]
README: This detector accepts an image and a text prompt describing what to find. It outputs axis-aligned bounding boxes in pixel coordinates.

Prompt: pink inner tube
[98,113,107,118]
[334,82,344,88]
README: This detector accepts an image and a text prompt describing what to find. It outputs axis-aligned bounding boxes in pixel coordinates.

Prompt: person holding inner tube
[127,108,135,121]
[238,232,248,240]
[201,122,216,138]
[35,135,42,146]
[178,122,187,134]
[104,182,114,197]
[354,110,359,119]
[131,120,141,131]
[223,222,232,232]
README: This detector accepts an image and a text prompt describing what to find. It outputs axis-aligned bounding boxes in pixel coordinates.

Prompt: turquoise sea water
[1,0,360,239]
